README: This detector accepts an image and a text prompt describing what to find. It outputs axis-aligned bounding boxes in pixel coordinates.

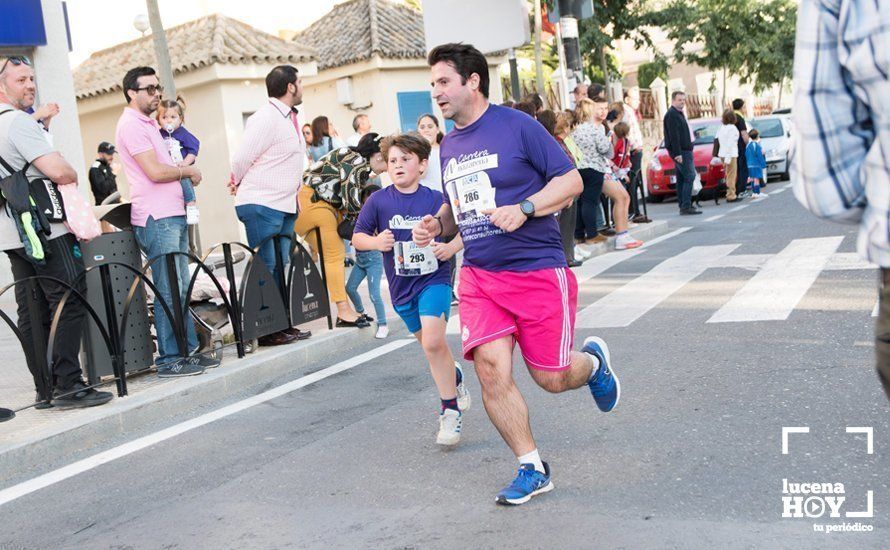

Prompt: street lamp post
[145,0,176,99]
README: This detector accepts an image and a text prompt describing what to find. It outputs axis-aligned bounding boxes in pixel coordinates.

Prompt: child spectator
[345,184,388,339]
[746,128,768,199]
[157,99,200,224]
[714,109,741,202]
[610,121,632,185]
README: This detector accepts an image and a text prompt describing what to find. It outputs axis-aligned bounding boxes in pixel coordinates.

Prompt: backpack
[303,146,371,221]
[0,150,51,264]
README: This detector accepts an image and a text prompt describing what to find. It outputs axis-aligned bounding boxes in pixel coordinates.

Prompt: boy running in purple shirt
[353,132,471,446]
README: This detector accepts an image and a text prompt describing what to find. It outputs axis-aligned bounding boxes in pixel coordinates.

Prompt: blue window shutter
[397,92,433,133]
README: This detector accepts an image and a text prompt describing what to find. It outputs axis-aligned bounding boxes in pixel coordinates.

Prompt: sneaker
[455,362,471,411]
[585,234,608,245]
[436,408,462,446]
[182,353,221,369]
[574,245,592,259]
[34,391,53,409]
[186,205,200,225]
[358,313,374,323]
[51,381,113,409]
[496,462,554,505]
[157,358,205,378]
[375,324,389,339]
[614,234,643,250]
[582,337,621,412]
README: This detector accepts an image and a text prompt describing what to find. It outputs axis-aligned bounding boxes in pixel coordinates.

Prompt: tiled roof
[293,0,427,70]
[74,14,316,99]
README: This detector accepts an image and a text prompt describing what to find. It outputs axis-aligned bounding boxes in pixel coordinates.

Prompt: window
[397,91,433,133]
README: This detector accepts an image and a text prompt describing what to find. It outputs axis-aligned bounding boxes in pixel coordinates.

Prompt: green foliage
[655,0,797,93]
[637,58,669,88]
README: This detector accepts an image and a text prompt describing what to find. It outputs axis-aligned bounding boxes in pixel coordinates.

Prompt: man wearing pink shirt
[230,65,310,346]
[116,66,217,377]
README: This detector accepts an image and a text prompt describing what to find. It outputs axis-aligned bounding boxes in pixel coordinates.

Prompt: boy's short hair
[613,121,630,138]
[748,128,760,140]
[380,132,431,162]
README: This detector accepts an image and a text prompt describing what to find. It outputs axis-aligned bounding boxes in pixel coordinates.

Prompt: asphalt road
[2,180,887,549]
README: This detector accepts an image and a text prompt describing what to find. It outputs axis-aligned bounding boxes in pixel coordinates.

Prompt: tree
[657,0,797,102]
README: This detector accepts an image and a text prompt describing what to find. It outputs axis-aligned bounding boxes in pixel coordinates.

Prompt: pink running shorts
[458,265,578,371]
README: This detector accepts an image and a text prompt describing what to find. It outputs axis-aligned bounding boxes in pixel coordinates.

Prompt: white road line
[704,214,725,222]
[708,237,844,323]
[0,339,415,507]
[771,187,787,195]
[727,204,750,213]
[577,245,739,328]
[873,301,879,317]
[447,228,693,334]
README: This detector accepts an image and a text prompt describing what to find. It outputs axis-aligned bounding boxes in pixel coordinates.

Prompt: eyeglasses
[134,84,164,96]
[0,56,32,75]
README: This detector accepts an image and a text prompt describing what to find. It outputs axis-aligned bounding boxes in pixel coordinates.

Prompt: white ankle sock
[518,449,545,473]
[586,353,602,381]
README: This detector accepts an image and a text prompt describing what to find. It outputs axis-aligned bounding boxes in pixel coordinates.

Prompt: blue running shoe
[496,462,553,505]
[583,336,620,412]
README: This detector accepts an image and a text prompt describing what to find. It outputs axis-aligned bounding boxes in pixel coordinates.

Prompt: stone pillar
[650,76,668,121]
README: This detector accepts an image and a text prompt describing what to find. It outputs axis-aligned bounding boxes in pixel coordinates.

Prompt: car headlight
[649,157,662,171]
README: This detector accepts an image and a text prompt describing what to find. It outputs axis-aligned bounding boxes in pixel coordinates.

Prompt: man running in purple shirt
[413,43,621,505]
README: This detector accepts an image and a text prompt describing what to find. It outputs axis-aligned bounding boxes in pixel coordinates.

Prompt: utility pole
[557,0,583,92]
[533,0,545,104]
[508,48,522,102]
[146,0,176,99]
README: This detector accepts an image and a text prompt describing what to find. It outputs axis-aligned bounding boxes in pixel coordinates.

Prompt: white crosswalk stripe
[709,237,844,323]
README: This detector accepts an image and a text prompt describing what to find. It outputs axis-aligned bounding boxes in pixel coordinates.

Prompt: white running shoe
[186,204,200,225]
[574,245,592,259]
[615,233,643,250]
[455,362,471,411]
[437,408,462,446]
[375,324,389,339]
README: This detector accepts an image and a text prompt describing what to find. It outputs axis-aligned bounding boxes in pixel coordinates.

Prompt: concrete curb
[0,325,384,484]
[0,218,672,484]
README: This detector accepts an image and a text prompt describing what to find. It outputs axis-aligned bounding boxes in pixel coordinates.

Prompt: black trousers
[558,200,578,263]
[627,150,643,216]
[7,233,87,393]
[736,146,749,195]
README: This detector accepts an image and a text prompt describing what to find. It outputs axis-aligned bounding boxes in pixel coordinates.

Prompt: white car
[750,115,792,180]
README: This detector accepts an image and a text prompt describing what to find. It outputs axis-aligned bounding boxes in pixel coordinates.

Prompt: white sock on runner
[586,353,602,381]
[518,449,545,473]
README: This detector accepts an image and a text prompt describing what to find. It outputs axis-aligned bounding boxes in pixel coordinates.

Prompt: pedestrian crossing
[446,231,877,334]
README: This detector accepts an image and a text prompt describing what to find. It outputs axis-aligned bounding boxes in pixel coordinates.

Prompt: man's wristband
[434,215,444,236]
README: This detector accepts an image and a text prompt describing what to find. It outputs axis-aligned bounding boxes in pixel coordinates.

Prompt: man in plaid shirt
[792,0,889,398]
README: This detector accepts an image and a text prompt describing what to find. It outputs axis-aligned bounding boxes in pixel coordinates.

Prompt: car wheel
[647,194,665,203]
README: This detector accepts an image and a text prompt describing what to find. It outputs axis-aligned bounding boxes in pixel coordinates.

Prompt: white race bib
[446,171,497,223]
[393,241,437,277]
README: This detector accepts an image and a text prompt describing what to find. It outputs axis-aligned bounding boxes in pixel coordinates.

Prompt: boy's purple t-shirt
[354,185,451,305]
[440,104,574,272]
[159,125,200,159]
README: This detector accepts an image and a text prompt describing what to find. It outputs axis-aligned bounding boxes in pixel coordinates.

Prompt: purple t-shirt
[440,104,573,272]
[354,185,451,305]
[159,125,200,161]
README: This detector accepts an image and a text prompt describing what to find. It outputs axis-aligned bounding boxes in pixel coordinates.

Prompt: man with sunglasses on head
[115,66,218,377]
[0,55,113,408]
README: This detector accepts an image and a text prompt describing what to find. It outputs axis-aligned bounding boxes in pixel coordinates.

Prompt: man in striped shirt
[231,65,310,345]
[791,0,889,398]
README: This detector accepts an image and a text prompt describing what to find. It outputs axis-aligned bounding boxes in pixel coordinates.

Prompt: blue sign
[0,0,47,47]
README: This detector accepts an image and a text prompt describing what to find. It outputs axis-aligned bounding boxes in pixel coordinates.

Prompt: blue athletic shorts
[393,283,452,334]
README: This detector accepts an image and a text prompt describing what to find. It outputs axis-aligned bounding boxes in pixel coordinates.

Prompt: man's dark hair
[266,65,298,98]
[671,90,686,100]
[513,101,537,118]
[122,66,156,104]
[587,83,605,100]
[427,43,490,98]
[732,98,745,110]
[523,93,544,112]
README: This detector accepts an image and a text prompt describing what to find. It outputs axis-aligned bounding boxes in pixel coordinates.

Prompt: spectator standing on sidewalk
[791,0,890,399]
[307,116,343,162]
[539,109,583,267]
[572,98,612,244]
[714,109,740,202]
[0,55,113,408]
[88,141,118,205]
[230,65,312,346]
[732,98,750,198]
[622,88,650,223]
[116,66,218,377]
[663,91,701,215]
[346,114,371,147]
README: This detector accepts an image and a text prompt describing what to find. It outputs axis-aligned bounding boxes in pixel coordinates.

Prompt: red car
[646,117,727,202]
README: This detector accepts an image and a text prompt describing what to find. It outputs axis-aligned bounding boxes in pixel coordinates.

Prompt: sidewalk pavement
[0,220,669,485]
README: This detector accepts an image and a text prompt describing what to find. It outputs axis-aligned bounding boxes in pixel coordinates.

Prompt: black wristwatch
[519,199,536,218]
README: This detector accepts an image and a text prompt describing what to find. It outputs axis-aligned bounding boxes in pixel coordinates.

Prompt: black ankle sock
[441,398,459,412]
